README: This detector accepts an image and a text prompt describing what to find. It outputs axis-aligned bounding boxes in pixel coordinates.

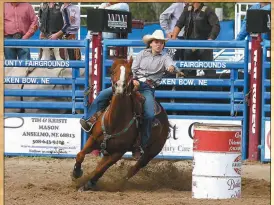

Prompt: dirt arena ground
[5,155,270,205]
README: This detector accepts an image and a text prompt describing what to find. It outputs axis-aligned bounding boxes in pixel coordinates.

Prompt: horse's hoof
[72,168,83,179]
[78,180,97,192]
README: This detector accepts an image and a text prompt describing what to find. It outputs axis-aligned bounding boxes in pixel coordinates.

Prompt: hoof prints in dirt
[242,178,270,197]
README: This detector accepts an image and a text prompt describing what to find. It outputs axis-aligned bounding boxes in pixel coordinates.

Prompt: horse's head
[110,57,134,95]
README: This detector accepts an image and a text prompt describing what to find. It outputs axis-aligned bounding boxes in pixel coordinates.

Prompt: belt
[5,33,23,39]
[139,79,155,89]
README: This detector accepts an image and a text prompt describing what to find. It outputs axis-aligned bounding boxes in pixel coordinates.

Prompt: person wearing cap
[80,30,182,154]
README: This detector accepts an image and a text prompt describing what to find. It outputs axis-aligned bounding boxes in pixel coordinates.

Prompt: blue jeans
[4,37,31,60]
[138,82,155,147]
[85,82,155,147]
[86,87,113,119]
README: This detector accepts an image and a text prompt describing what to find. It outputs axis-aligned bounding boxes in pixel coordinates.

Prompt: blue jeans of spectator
[4,37,31,60]
[4,47,31,60]
[85,82,155,147]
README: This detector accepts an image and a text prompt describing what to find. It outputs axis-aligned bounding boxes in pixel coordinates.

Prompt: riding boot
[132,118,152,160]
[141,118,153,149]
[80,119,94,133]
[80,111,103,133]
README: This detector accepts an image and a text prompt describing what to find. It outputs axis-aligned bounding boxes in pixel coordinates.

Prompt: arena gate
[4,38,270,162]
[4,39,90,158]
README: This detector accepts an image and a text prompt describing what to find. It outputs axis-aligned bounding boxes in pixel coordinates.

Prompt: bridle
[110,68,134,96]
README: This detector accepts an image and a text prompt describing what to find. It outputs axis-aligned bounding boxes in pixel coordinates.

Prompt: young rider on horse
[80,29,182,152]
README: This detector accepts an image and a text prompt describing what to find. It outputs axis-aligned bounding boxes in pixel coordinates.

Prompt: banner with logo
[4,117,81,156]
[264,120,271,160]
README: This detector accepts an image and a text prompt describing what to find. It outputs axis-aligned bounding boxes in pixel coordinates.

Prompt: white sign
[158,119,242,158]
[264,121,271,160]
[4,117,82,155]
[124,119,241,158]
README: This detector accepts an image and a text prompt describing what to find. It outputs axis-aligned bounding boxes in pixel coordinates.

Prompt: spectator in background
[171,2,220,78]
[38,3,64,60]
[236,3,270,41]
[49,3,81,60]
[4,3,38,60]
[159,2,186,61]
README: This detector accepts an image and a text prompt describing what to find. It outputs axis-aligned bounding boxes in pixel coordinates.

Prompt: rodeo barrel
[4,39,90,157]
[192,123,242,199]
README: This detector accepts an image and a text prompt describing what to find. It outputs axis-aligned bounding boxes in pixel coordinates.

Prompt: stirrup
[139,146,144,154]
[80,119,93,133]
[132,146,144,160]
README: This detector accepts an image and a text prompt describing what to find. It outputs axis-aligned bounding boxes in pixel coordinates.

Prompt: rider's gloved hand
[133,80,140,91]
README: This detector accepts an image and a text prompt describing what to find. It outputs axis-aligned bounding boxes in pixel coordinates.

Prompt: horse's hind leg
[124,151,155,181]
[125,139,165,181]
[79,152,124,191]
[72,135,96,179]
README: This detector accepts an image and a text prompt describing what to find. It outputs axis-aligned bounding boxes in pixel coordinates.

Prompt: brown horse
[72,57,171,191]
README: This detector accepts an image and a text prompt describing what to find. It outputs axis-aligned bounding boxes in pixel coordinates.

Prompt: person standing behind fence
[49,3,81,60]
[38,3,65,60]
[159,2,186,61]
[4,3,38,60]
[171,2,220,78]
[235,3,270,41]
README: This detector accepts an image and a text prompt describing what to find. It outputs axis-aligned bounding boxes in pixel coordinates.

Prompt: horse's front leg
[79,152,124,192]
[72,134,96,179]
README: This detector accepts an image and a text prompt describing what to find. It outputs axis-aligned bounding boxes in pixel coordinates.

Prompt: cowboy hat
[143,30,169,45]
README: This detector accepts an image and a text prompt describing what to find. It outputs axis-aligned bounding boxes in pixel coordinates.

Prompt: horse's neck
[105,95,133,133]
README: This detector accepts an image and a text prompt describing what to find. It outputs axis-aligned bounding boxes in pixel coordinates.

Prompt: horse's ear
[128,56,134,67]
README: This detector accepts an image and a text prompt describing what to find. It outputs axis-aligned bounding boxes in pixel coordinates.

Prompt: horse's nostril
[123,83,126,88]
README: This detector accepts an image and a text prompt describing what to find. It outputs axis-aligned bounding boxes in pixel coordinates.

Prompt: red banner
[193,130,241,153]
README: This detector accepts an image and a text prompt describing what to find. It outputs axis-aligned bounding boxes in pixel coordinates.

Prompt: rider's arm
[164,55,177,73]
